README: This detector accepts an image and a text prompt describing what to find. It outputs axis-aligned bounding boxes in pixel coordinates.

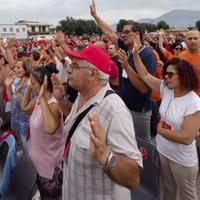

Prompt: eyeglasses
[165,71,179,79]
[121,30,132,35]
[68,63,91,73]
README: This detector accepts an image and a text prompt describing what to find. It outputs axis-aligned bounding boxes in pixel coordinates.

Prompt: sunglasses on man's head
[165,71,179,79]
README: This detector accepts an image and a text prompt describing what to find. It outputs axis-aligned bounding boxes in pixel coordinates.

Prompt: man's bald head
[185,30,200,37]
[184,30,200,53]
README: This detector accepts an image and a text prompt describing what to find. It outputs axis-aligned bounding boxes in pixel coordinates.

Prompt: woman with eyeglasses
[132,37,200,200]
[21,64,65,200]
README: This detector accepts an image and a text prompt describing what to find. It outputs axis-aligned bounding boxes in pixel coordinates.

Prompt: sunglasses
[174,47,182,51]
[165,71,179,79]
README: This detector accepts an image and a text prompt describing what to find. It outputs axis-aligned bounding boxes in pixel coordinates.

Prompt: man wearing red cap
[62,45,142,200]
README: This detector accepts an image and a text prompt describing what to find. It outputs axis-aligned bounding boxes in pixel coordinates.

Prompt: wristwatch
[98,150,116,171]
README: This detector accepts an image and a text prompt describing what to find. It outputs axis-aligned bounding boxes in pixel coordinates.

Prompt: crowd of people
[0,1,200,200]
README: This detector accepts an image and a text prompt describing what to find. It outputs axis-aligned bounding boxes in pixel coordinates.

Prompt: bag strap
[64,90,114,149]
[0,130,15,143]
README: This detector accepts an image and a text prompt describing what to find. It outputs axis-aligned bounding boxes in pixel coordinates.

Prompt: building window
[16,28,20,33]
[32,27,35,33]
[3,28,6,32]
[42,26,46,32]
[22,27,26,32]
[10,27,13,32]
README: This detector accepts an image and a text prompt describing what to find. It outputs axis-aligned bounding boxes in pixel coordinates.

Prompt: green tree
[116,19,127,32]
[196,20,200,31]
[139,23,157,33]
[56,16,101,36]
[157,20,170,30]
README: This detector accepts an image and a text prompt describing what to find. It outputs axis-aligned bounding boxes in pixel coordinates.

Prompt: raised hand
[90,0,97,17]
[88,112,109,166]
[4,71,15,87]
[55,31,65,46]
[0,40,4,51]
[51,73,65,101]
[132,34,141,56]
[38,75,47,102]
[7,38,15,49]
[117,48,129,69]
[159,33,165,48]
[2,39,8,50]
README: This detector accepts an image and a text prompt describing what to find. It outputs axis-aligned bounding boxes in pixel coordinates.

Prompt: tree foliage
[56,16,167,37]
[196,20,200,31]
[56,17,101,36]
[157,20,170,30]
[116,19,157,33]
[116,19,127,32]
[139,23,157,33]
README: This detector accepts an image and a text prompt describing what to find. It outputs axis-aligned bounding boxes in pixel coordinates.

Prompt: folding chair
[131,137,160,200]
[0,134,17,198]
[2,156,37,200]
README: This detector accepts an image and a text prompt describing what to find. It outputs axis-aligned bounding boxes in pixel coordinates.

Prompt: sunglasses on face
[165,71,179,79]
[174,47,182,51]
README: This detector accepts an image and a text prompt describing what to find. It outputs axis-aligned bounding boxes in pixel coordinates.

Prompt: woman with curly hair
[132,37,200,200]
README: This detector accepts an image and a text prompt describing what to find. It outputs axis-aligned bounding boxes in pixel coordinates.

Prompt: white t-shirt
[156,81,200,167]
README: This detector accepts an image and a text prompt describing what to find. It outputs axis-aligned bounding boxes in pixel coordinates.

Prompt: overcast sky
[0,0,200,26]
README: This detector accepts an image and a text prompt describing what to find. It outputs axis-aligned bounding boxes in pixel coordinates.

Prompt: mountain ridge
[137,9,200,28]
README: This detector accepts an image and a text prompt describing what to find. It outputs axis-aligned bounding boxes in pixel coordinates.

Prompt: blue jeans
[131,110,152,142]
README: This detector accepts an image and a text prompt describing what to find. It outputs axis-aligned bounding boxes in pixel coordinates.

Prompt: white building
[15,20,53,39]
[0,24,28,39]
[0,20,53,40]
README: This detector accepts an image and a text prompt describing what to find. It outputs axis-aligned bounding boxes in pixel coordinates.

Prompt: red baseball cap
[65,45,111,75]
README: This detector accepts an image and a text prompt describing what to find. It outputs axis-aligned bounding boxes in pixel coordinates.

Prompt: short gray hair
[84,61,109,86]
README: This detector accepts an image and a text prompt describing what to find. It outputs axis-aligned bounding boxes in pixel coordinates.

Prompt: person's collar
[75,83,111,115]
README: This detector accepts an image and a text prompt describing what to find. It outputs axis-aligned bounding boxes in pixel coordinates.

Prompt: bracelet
[97,149,116,171]
[97,149,110,168]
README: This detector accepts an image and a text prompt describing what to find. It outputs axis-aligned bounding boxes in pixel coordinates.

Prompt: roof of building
[15,20,52,26]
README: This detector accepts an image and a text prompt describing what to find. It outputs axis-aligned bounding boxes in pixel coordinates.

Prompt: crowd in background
[0,1,200,200]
